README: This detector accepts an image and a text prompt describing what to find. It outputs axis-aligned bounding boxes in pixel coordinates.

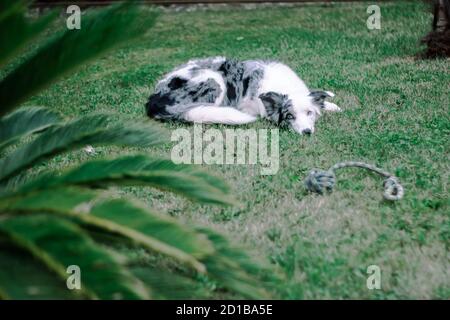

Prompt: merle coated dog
[146,57,341,135]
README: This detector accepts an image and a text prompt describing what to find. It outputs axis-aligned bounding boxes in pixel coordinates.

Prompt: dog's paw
[323,101,342,112]
[324,91,335,98]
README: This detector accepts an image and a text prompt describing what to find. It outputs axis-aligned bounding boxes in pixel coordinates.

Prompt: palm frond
[0,0,23,22]
[0,213,150,299]
[0,1,56,68]
[83,120,168,149]
[0,236,81,299]
[89,198,215,260]
[18,155,235,205]
[0,2,158,117]
[196,228,276,299]
[0,114,167,182]
[0,0,271,300]
[131,266,210,299]
[0,107,61,152]
[0,187,273,299]
[0,187,210,272]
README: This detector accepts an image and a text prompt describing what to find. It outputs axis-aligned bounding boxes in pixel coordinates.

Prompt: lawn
[28,1,449,299]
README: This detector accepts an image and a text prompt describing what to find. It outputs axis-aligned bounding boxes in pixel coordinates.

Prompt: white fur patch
[184,106,257,125]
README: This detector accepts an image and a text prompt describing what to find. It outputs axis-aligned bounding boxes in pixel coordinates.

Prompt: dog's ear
[259,92,291,125]
[309,90,340,112]
[259,92,288,111]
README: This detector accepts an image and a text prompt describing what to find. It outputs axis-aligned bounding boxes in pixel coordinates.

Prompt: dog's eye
[285,113,294,120]
[307,111,314,116]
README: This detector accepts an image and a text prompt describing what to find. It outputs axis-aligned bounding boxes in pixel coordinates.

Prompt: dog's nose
[302,129,312,135]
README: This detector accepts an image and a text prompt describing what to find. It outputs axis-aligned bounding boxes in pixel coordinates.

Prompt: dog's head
[259,90,341,135]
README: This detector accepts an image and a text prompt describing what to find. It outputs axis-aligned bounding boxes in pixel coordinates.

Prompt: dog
[145,57,341,134]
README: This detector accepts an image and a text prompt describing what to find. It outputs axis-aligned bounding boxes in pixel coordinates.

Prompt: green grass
[26,1,449,299]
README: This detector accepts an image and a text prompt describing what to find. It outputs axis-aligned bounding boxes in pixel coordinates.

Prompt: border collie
[145,57,341,135]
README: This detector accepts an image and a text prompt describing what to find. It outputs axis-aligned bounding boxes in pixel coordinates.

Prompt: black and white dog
[145,57,341,135]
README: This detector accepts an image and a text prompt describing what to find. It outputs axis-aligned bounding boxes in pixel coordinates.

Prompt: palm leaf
[0,1,57,68]
[0,114,167,182]
[18,155,235,205]
[0,0,23,22]
[196,228,275,299]
[0,213,150,299]
[0,236,81,299]
[0,0,271,300]
[0,188,272,298]
[89,199,214,261]
[130,266,210,299]
[0,2,158,117]
[0,187,211,272]
[0,107,61,152]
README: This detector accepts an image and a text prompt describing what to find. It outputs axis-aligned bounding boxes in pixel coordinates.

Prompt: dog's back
[145,57,265,121]
[146,57,226,120]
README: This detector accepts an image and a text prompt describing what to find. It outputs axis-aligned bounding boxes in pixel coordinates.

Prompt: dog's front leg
[183,106,258,125]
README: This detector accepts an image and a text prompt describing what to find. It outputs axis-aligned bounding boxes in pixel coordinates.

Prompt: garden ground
[29,1,449,299]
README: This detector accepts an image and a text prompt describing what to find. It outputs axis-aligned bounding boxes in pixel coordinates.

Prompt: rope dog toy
[304,161,404,201]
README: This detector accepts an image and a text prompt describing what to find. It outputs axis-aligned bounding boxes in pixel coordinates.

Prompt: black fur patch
[242,77,250,97]
[145,93,175,119]
[226,82,236,102]
[242,67,264,99]
[219,59,244,106]
[167,77,188,90]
